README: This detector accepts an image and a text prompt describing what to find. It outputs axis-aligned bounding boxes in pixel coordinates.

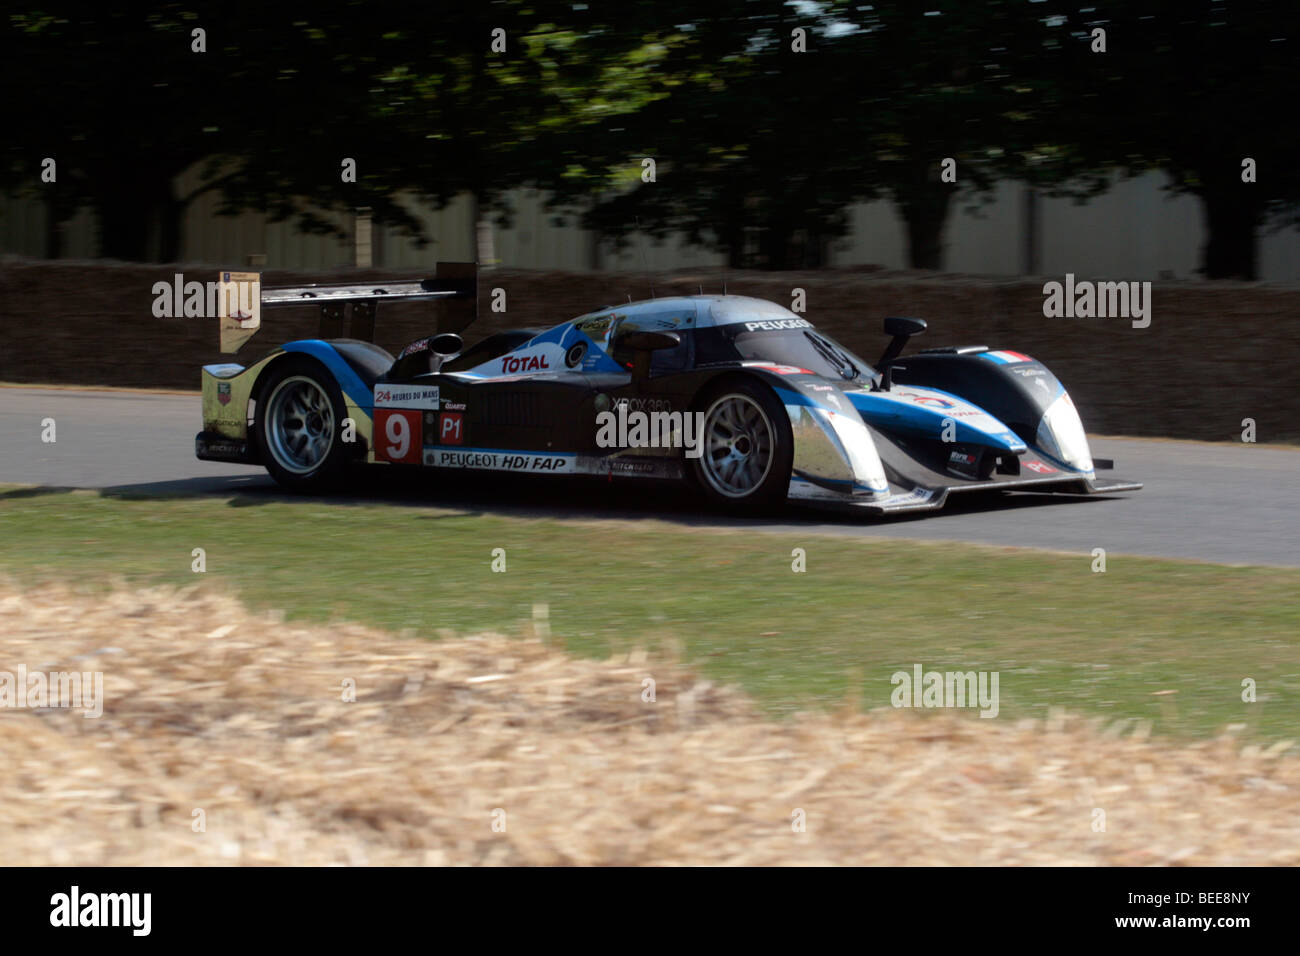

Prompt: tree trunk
[758,221,790,270]
[97,188,153,261]
[94,164,185,262]
[898,189,953,271]
[726,242,746,270]
[155,192,184,264]
[44,201,64,259]
[719,215,746,269]
[1199,187,1262,280]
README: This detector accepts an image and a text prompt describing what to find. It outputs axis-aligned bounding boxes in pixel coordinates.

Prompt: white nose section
[818,407,889,494]
[1036,392,1093,473]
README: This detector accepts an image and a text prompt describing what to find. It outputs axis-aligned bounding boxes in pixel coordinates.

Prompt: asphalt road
[2,386,1297,567]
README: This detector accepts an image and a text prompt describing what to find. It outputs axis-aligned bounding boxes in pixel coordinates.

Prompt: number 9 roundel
[374,408,421,464]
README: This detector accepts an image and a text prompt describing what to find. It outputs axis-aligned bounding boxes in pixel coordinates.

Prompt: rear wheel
[689,379,793,512]
[255,357,350,492]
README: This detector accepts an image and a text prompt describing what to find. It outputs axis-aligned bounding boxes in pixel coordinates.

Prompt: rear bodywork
[198,281,1140,515]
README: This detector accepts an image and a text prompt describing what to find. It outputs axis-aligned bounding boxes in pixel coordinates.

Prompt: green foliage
[2,487,1297,738]
[2,2,1295,273]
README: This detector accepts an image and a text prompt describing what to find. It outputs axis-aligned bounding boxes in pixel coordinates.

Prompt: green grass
[2,486,1297,739]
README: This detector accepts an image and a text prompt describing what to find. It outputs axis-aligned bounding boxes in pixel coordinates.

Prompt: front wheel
[688,379,793,512]
[254,357,350,492]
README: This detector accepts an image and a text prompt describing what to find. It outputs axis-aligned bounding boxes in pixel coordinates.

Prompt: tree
[539,0,1078,270]
[0,2,659,262]
[1037,0,1300,279]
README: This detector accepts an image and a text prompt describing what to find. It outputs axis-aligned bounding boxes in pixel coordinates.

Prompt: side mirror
[618,330,681,384]
[876,316,928,372]
[884,316,927,338]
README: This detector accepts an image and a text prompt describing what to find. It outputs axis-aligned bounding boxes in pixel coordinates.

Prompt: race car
[196,263,1140,514]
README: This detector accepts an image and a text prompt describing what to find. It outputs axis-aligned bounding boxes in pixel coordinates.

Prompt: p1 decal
[374,408,421,464]
[439,412,464,445]
[1024,460,1057,474]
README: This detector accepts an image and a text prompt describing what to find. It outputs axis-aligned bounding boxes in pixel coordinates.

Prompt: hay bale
[1,580,1296,865]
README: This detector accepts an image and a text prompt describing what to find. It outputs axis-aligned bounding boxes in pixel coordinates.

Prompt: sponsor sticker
[613,397,675,413]
[877,488,934,507]
[374,385,440,409]
[741,362,813,375]
[199,437,247,458]
[946,448,981,477]
[576,315,616,335]
[397,337,433,359]
[898,391,957,409]
[743,318,812,332]
[500,353,551,374]
[1024,461,1057,474]
[423,448,575,473]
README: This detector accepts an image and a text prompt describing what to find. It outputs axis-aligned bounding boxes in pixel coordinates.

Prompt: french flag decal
[981,350,1032,365]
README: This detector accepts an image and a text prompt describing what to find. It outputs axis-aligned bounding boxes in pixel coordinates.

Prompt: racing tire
[254,356,351,492]
[688,378,793,513]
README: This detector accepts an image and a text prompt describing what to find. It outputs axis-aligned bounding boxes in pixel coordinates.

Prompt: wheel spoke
[701,393,777,498]
[267,376,336,475]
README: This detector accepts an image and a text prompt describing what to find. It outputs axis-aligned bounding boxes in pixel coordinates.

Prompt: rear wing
[218,261,477,353]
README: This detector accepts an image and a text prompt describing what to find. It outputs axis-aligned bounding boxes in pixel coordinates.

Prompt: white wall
[2,166,1297,280]
[1038,173,1205,280]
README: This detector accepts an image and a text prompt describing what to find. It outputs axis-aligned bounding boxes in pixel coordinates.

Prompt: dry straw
[1,581,1296,865]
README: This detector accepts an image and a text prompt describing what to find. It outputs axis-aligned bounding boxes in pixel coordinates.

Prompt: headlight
[1036,393,1093,472]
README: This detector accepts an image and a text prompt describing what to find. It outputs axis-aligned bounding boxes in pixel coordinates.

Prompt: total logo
[899,392,956,409]
[500,353,551,374]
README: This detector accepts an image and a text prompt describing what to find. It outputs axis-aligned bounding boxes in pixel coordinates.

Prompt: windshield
[705,326,877,381]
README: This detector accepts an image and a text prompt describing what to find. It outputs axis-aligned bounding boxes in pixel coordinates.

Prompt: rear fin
[430,261,478,335]
[218,261,477,353]
[218,271,262,354]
